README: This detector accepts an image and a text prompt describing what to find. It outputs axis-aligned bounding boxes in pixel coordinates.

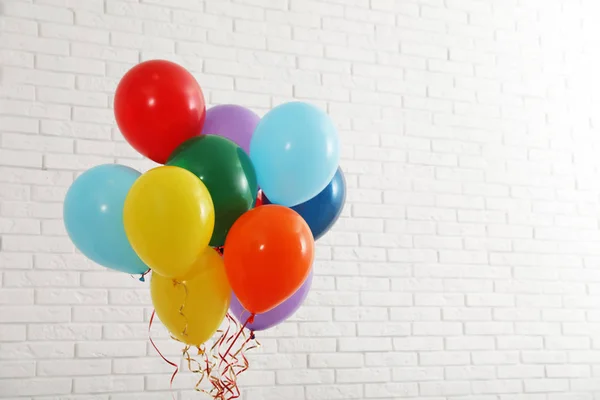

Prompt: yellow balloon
[123,166,215,279]
[151,248,231,345]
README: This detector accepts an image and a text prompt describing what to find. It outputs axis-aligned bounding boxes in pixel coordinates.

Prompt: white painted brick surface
[1,0,600,398]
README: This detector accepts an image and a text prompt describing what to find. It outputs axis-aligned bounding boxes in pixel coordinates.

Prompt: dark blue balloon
[264,167,346,240]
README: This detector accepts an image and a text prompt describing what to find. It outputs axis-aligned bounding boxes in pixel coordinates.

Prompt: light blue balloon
[250,102,340,207]
[63,164,148,275]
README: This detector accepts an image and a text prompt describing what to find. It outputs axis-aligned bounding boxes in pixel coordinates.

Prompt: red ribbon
[148,310,179,390]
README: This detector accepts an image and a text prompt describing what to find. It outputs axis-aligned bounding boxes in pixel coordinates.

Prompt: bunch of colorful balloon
[63,60,345,397]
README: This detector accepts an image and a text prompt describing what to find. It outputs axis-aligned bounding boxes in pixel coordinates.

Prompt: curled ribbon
[176,313,260,400]
[150,278,259,399]
[148,310,179,396]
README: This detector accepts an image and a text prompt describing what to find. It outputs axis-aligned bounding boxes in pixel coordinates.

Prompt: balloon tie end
[248,314,255,325]
[139,269,151,282]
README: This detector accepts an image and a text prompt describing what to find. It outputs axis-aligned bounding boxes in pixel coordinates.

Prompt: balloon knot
[250,331,255,340]
[139,268,151,282]
[248,314,255,325]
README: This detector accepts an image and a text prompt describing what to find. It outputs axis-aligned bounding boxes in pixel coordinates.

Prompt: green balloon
[167,135,258,247]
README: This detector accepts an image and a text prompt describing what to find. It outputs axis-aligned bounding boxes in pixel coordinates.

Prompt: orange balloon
[223,205,314,314]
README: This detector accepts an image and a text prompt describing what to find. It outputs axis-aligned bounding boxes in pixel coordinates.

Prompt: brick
[570,379,600,391]
[0,306,70,323]
[309,353,363,368]
[245,386,304,400]
[445,366,495,380]
[357,322,410,336]
[278,338,337,353]
[110,32,174,52]
[366,382,418,398]
[2,133,73,154]
[112,357,178,374]
[522,351,567,364]
[466,322,513,335]
[498,336,544,350]
[72,307,143,323]
[253,354,306,369]
[0,49,34,68]
[338,368,390,383]
[0,16,39,35]
[277,369,334,385]
[76,342,146,358]
[2,101,71,124]
[440,250,488,265]
[391,307,441,322]
[0,253,33,269]
[443,307,491,321]
[28,324,101,340]
[547,365,591,378]
[75,10,142,32]
[334,306,387,321]
[420,381,471,396]
[498,365,545,379]
[340,337,392,352]
[0,84,36,101]
[0,149,42,167]
[394,337,443,351]
[393,366,444,381]
[0,289,33,305]
[38,359,111,376]
[73,376,144,394]
[402,42,447,59]
[365,352,417,367]
[0,183,30,201]
[3,2,73,23]
[306,384,363,400]
[412,321,462,336]
[37,289,108,305]
[298,322,355,337]
[4,271,78,287]
[524,379,569,393]
[0,378,72,396]
[472,379,522,394]
[0,361,35,378]
[0,342,74,359]
[2,202,62,219]
[40,23,108,44]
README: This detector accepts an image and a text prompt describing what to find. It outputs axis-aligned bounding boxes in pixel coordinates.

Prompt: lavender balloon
[230,270,313,331]
[201,104,260,154]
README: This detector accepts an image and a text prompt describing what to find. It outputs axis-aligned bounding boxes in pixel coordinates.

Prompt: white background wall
[2,0,600,399]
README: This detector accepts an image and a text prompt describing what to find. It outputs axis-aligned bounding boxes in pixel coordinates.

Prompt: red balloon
[114,60,206,164]
[255,190,265,208]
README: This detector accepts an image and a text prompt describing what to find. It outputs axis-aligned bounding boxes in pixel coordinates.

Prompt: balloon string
[183,344,217,395]
[139,268,151,282]
[220,314,244,397]
[178,313,260,400]
[219,313,254,370]
[177,280,189,337]
[148,310,179,396]
[223,322,260,399]
[130,268,151,282]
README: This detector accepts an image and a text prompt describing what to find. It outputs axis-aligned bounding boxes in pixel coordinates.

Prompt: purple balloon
[201,104,260,154]
[230,270,313,331]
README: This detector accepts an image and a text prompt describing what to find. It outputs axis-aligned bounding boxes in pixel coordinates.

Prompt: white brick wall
[1,0,600,398]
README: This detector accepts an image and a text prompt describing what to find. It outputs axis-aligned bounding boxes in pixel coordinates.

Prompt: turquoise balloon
[63,164,148,275]
[250,102,340,207]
